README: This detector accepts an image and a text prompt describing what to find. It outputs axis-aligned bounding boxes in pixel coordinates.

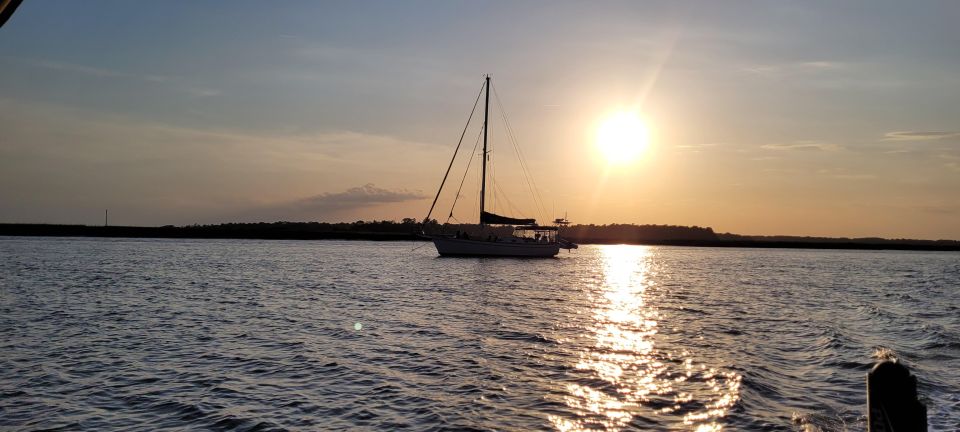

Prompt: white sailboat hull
[432,236,560,257]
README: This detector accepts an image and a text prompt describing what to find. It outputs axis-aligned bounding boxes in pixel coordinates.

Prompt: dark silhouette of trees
[562,223,717,243]
[1,221,957,250]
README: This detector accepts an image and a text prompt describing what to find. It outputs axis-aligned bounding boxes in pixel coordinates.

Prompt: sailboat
[422,75,577,257]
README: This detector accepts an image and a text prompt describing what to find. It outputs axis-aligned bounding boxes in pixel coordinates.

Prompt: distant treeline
[716,232,960,248]
[562,223,717,243]
[1,221,958,251]
[0,221,424,241]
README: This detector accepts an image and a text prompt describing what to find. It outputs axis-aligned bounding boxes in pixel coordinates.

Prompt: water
[1,237,957,431]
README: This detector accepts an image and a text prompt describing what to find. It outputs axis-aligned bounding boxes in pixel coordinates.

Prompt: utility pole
[105,209,108,227]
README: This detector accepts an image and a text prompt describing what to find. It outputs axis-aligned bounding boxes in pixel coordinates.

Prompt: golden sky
[1,2,958,239]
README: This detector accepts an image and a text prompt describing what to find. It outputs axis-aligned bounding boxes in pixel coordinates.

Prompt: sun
[596,111,651,165]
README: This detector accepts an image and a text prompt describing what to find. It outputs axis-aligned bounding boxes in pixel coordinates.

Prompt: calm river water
[1,237,957,431]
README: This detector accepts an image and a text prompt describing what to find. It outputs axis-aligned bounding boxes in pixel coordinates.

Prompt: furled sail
[480,211,535,225]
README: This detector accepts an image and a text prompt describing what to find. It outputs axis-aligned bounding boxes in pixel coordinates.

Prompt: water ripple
[1,238,957,430]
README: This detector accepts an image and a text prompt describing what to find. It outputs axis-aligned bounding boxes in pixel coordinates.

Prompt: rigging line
[492,84,548,221]
[492,85,550,222]
[487,110,497,215]
[474,145,482,222]
[409,241,432,252]
[492,143,498,213]
[447,126,484,223]
[492,177,525,219]
[506,107,550,222]
[487,127,495,213]
[509,118,550,221]
[421,81,486,227]
[490,147,497,213]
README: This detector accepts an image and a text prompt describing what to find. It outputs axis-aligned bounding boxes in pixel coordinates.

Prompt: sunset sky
[1,2,958,239]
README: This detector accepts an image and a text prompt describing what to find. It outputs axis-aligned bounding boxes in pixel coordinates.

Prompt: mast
[480,74,490,224]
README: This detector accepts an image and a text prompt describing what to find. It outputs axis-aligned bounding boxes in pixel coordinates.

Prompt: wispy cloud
[187,88,222,97]
[741,60,909,90]
[761,140,840,151]
[938,153,960,172]
[34,60,129,78]
[813,167,878,181]
[29,58,129,78]
[144,75,170,83]
[6,56,220,97]
[921,204,959,215]
[673,142,720,154]
[19,57,172,83]
[832,173,877,180]
[883,131,960,141]
[0,98,443,224]
[674,142,720,150]
[742,60,845,77]
[798,61,843,70]
[761,167,802,175]
[291,184,426,212]
[238,184,428,222]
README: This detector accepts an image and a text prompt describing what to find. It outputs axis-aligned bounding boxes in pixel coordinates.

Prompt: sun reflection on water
[551,245,741,431]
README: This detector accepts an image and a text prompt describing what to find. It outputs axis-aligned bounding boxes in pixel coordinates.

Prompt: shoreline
[2,224,957,252]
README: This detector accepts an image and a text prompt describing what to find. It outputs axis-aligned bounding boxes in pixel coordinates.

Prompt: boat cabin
[511,225,559,243]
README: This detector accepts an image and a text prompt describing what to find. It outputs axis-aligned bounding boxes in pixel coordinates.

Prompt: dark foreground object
[868,361,927,431]
[2,223,959,250]
[0,0,25,28]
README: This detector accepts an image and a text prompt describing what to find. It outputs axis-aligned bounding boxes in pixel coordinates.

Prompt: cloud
[742,60,844,77]
[921,204,958,215]
[937,153,960,172]
[741,60,909,90]
[0,98,436,169]
[674,142,720,149]
[29,58,129,78]
[291,184,427,212]
[799,61,842,70]
[187,88,222,97]
[16,57,174,83]
[144,75,170,83]
[673,142,721,154]
[831,174,877,181]
[0,98,444,225]
[883,131,960,141]
[761,167,801,174]
[6,56,218,96]
[236,184,428,222]
[760,140,840,151]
